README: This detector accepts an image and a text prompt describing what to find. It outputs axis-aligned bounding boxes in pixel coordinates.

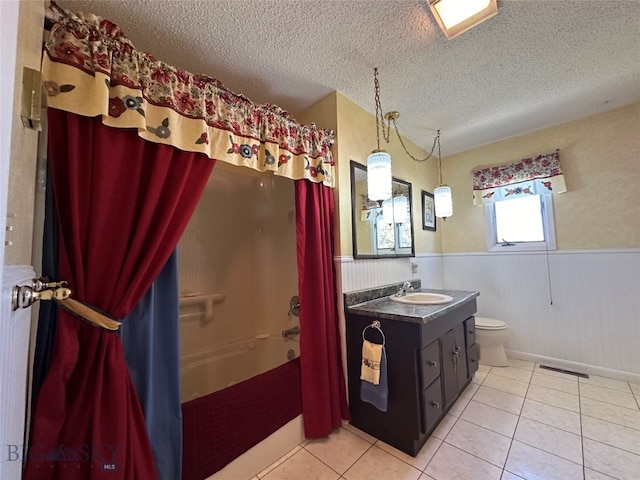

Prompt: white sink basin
[389,292,453,305]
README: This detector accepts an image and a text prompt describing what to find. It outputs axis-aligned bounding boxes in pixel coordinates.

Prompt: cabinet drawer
[467,342,480,376]
[421,379,443,434]
[464,317,476,348]
[420,340,441,388]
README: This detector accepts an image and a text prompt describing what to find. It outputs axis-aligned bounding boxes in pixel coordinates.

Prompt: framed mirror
[350,161,415,259]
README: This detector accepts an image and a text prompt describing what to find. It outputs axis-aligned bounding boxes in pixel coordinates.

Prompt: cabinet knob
[431,401,440,408]
[469,330,475,334]
[428,360,437,367]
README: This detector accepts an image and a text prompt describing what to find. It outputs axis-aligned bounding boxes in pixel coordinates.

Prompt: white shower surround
[178,161,303,479]
[339,249,640,382]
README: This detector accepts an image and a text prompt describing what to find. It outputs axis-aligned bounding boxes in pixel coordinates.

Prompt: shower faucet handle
[288,295,300,317]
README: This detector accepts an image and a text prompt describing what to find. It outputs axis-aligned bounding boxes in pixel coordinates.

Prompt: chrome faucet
[282,326,300,338]
[396,281,414,297]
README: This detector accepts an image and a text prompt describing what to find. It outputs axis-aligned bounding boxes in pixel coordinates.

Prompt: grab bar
[179,293,225,321]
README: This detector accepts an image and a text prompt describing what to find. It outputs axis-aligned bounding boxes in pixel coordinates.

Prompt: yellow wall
[299,92,443,256]
[300,95,639,255]
[442,102,640,252]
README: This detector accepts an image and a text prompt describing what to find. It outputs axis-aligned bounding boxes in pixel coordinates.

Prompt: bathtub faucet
[282,326,300,338]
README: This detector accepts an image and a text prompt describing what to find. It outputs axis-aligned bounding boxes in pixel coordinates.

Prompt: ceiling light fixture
[428,0,498,39]
[366,68,453,219]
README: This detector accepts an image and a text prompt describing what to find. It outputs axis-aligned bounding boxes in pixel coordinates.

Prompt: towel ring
[362,320,386,346]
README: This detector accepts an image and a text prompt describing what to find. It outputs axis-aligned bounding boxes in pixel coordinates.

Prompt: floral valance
[42,3,335,187]
[471,149,566,205]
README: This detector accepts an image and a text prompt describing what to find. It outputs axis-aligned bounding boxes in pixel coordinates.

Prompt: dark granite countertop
[344,281,479,325]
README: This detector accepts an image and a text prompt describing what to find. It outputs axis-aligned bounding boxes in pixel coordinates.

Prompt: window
[371,198,412,254]
[485,194,556,252]
[374,215,395,251]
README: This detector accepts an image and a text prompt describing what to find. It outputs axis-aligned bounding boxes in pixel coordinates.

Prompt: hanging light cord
[373,68,391,150]
[389,116,441,164]
[435,131,443,184]
[372,68,442,168]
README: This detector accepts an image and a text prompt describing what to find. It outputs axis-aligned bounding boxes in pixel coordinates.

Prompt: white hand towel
[360,340,383,385]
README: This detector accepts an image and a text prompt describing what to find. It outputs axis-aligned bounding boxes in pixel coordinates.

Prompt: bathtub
[181,335,304,480]
[180,334,299,403]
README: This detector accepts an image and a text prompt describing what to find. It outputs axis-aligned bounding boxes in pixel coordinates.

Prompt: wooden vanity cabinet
[345,297,478,457]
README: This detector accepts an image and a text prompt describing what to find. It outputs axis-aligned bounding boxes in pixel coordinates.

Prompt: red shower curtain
[25,109,214,479]
[295,180,350,437]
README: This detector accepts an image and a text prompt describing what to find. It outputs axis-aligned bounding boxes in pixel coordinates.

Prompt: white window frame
[484,194,557,252]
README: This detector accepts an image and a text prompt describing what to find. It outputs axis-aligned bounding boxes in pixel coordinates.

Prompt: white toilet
[475,317,509,367]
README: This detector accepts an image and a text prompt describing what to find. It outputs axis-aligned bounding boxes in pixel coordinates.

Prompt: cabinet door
[421,379,443,434]
[440,330,457,407]
[454,323,468,389]
[441,324,469,407]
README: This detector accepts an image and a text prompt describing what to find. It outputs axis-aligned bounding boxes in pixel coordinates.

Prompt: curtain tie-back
[55,297,122,331]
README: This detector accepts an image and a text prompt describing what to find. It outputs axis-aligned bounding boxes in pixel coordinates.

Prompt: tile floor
[252,359,640,480]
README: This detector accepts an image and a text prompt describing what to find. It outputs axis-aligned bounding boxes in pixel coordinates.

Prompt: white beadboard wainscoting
[337,250,639,382]
[337,254,444,294]
[443,249,640,380]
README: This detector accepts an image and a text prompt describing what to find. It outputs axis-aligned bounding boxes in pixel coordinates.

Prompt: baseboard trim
[505,349,640,384]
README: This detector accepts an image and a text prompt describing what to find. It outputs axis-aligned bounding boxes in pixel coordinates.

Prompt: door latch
[11,278,71,311]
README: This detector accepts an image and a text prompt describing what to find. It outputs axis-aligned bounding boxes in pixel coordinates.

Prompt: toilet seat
[475,316,507,330]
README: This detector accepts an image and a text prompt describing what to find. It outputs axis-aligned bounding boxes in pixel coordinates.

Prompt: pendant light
[432,131,453,219]
[382,195,408,224]
[367,68,392,201]
[365,68,453,218]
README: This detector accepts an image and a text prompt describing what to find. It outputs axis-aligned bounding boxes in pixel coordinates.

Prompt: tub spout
[282,326,300,338]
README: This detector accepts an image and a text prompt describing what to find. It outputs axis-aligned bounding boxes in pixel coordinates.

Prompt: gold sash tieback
[55,297,122,331]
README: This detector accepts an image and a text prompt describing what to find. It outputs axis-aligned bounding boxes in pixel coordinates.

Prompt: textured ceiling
[57,0,640,156]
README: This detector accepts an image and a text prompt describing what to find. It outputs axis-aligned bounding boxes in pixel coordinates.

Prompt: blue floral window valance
[471,149,567,205]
